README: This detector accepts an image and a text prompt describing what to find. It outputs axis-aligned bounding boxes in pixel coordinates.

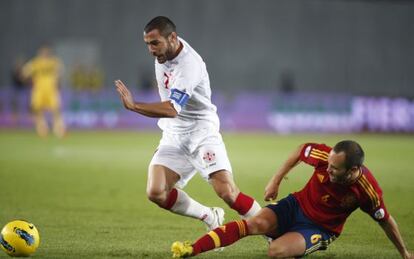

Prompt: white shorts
[149,127,232,188]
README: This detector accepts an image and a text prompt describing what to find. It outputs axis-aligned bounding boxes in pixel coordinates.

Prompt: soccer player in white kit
[115,16,261,233]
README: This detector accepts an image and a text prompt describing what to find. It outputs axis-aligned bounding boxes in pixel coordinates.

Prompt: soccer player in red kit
[172,140,413,258]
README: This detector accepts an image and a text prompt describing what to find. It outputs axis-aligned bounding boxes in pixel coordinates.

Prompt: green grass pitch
[0,130,413,258]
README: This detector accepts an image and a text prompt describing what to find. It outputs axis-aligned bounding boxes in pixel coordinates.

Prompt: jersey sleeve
[168,61,201,113]
[358,172,390,222]
[22,60,34,78]
[300,143,331,168]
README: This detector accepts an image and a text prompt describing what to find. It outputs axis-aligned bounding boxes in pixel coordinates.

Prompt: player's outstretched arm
[21,61,33,82]
[379,215,413,259]
[264,143,305,201]
[115,79,177,118]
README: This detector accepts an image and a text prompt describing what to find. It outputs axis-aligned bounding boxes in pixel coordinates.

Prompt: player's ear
[169,32,177,42]
[348,166,359,175]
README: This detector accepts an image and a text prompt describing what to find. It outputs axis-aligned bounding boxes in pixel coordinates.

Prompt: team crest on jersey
[163,72,173,89]
[374,208,385,219]
[340,193,358,209]
[321,194,330,203]
[203,150,216,164]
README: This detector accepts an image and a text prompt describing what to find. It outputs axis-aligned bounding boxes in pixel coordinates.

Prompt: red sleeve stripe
[359,176,380,208]
[309,149,329,161]
[309,154,328,161]
[360,175,380,207]
[310,151,329,159]
[311,149,329,157]
[358,175,380,208]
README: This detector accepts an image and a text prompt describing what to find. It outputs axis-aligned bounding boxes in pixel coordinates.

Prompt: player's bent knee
[246,217,272,234]
[146,188,166,206]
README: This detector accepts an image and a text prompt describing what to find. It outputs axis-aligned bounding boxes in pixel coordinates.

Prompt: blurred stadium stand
[1,0,413,132]
[1,88,413,133]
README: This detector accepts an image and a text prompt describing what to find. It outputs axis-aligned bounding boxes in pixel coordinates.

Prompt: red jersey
[293,143,389,235]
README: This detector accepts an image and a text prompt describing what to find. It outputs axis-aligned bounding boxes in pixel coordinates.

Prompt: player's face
[38,47,51,57]
[143,29,176,64]
[327,151,351,184]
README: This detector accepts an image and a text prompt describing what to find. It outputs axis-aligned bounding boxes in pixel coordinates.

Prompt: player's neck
[170,41,183,61]
[346,168,362,185]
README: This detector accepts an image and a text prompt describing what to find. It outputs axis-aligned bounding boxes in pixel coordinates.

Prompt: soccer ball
[0,220,40,257]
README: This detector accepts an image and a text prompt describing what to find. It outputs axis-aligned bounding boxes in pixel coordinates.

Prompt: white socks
[169,189,215,226]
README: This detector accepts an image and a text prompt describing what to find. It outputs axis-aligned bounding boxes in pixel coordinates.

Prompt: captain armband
[169,88,190,112]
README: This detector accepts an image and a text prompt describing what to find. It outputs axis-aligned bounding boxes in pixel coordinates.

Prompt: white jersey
[155,37,220,134]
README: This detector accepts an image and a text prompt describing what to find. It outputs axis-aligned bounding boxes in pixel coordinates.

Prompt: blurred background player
[22,45,66,138]
[115,16,261,232]
[172,140,413,259]
[10,56,27,126]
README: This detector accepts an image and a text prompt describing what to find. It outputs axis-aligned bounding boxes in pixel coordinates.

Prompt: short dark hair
[144,16,176,38]
[333,140,365,170]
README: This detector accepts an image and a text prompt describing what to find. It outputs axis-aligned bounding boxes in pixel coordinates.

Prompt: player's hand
[264,181,279,202]
[115,79,135,110]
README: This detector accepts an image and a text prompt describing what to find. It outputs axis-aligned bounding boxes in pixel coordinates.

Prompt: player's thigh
[47,91,60,111]
[193,133,233,183]
[31,90,43,112]
[147,164,180,194]
[291,227,337,256]
[268,232,306,258]
[148,145,196,190]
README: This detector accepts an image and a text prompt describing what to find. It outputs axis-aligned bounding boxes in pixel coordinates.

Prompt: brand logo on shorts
[317,173,325,183]
[310,234,322,244]
[374,208,385,219]
[203,151,216,163]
